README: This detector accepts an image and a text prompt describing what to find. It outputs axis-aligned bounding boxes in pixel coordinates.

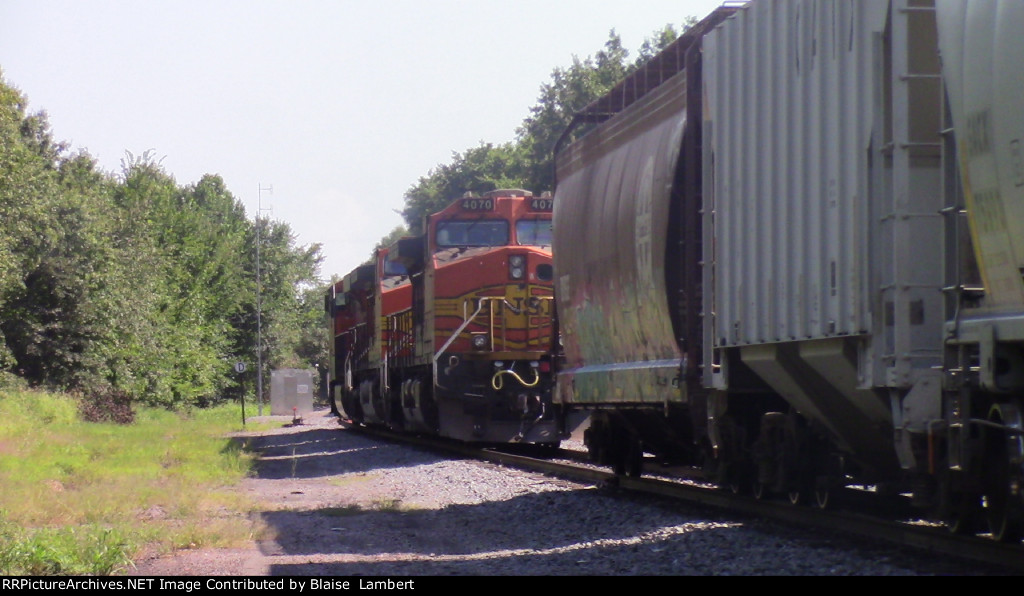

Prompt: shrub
[78,387,136,425]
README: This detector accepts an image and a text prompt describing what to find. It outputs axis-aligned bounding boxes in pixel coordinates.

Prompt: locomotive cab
[417,190,561,444]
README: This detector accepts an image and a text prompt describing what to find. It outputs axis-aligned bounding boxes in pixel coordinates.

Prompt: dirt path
[128,409,425,576]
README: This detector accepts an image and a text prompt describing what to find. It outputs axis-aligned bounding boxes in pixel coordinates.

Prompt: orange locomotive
[327,189,562,445]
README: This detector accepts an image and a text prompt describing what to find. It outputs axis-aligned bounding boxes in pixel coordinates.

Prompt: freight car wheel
[813,487,830,510]
[812,453,845,510]
[786,473,818,507]
[624,437,644,478]
[788,470,826,507]
[983,402,1024,543]
[726,462,754,496]
[610,435,644,478]
[946,492,982,536]
[984,469,1023,543]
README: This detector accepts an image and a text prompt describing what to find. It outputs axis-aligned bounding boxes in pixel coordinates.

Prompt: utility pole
[256,184,273,416]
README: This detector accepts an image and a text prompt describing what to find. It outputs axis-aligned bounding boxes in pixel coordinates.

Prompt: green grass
[0,389,270,576]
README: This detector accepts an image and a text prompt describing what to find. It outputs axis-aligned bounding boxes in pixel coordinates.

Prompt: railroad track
[341,421,1024,574]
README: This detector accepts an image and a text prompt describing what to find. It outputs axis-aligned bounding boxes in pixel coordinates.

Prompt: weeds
[0,512,134,576]
[0,388,258,575]
[371,498,405,512]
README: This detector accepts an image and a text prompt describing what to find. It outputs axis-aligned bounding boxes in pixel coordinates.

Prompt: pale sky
[1,0,732,282]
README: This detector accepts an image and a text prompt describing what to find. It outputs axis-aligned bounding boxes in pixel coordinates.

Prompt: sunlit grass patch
[0,388,262,575]
[0,514,135,576]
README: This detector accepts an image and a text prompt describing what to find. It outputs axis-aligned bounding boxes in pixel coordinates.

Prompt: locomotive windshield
[383,258,407,277]
[436,220,509,247]
[516,219,553,246]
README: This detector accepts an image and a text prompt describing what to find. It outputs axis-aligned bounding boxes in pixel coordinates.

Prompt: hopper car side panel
[553,54,690,407]
[703,0,946,479]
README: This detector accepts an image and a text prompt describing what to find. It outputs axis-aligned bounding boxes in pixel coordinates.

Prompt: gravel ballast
[128,408,1008,576]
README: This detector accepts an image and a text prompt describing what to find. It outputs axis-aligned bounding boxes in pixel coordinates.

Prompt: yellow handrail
[491,367,540,390]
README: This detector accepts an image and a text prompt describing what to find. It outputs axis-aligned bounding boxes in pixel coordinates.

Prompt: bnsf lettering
[502,297,552,316]
[530,198,554,212]
[461,198,494,211]
[527,297,551,316]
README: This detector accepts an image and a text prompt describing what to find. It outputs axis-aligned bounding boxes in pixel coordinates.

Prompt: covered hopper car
[551,0,1024,541]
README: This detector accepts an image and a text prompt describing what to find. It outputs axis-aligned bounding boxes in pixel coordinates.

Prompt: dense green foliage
[0,70,323,409]
[400,23,696,234]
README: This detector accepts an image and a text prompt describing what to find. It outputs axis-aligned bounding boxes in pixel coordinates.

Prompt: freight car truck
[553,0,1024,540]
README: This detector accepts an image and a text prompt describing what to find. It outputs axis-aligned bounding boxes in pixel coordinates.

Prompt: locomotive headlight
[509,255,526,280]
[471,333,489,350]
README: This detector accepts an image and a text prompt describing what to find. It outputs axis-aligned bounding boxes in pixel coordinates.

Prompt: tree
[397,22,698,235]
[294,283,331,399]
[239,217,324,405]
[398,28,657,230]
[0,74,47,376]
[371,224,411,261]
[401,142,528,233]
[634,18,698,65]
[514,31,633,193]
[0,73,112,389]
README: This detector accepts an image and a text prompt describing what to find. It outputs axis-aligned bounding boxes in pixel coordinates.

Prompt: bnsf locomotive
[327,189,561,445]
[552,0,1024,541]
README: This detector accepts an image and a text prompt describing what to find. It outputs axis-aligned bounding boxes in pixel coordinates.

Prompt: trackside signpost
[235,361,247,426]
